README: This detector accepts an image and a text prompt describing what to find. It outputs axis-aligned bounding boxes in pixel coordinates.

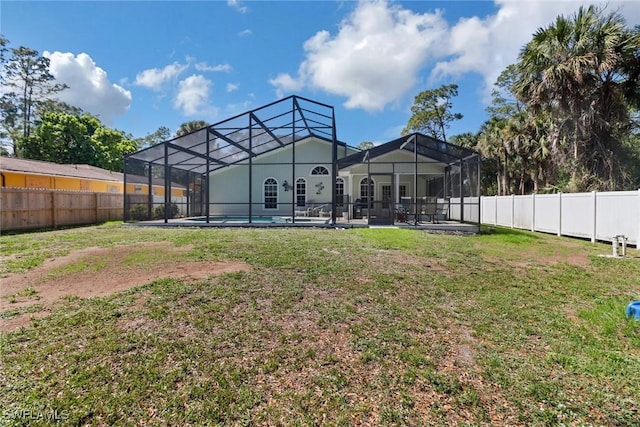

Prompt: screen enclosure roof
[126,95,340,175]
[338,133,479,169]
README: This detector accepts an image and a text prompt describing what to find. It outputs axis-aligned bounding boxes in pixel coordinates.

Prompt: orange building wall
[125,182,185,198]
[3,171,185,197]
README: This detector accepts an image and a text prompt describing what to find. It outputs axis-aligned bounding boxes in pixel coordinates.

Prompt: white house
[124,95,481,226]
[208,135,358,217]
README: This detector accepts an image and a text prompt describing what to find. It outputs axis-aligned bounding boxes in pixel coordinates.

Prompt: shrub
[129,204,149,221]
[153,202,179,220]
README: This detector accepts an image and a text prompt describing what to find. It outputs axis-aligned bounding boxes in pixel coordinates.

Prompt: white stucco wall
[208,137,340,216]
[207,137,449,216]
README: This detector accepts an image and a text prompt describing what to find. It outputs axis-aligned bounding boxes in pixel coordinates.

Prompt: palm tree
[513,6,639,191]
[175,120,210,137]
[478,117,514,195]
[529,115,556,193]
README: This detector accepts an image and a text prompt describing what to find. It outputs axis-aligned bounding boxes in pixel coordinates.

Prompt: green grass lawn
[1,224,639,426]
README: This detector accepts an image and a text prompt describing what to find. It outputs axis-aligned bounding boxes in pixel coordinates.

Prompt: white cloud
[238,29,252,37]
[228,0,248,14]
[226,83,239,92]
[224,97,255,116]
[432,0,640,98]
[195,62,232,72]
[44,51,131,125]
[269,73,304,98]
[272,0,640,111]
[134,62,188,90]
[174,74,214,116]
[271,0,448,112]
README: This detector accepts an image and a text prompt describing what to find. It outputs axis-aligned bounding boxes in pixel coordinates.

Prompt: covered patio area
[337,133,481,228]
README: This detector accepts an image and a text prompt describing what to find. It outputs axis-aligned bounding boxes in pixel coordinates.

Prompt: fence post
[51,190,57,229]
[531,193,535,232]
[511,194,515,228]
[637,189,640,250]
[557,192,562,237]
[494,194,498,226]
[591,191,596,243]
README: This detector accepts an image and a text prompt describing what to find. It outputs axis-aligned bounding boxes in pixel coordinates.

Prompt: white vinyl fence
[480,190,640,247]
[448,197,481,223]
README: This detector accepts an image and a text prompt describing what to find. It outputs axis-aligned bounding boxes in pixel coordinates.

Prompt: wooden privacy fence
[1,188,123,232]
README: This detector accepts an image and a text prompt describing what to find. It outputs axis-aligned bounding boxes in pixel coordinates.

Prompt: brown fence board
[1,188,123,232]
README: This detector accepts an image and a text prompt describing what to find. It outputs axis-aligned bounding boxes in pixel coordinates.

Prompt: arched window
[310,165,329,175]
[264,178,278,209]
[335,177,344,207]
[360,177,374,203]
[296,178,306,208]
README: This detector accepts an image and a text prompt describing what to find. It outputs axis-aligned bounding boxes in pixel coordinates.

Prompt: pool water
[189,216,312,224]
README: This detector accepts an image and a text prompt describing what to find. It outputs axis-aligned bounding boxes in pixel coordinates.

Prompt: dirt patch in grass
[479,239,591,268]
[0,242,251,332]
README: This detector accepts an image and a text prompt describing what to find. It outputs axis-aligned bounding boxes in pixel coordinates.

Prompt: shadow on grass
[480,226,540,244]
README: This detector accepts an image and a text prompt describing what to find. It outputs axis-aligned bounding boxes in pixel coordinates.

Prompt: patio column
[291,105,296,223]
[205,131,211,223]
[147,161,153,221]
[123,157,129,221]
[186,173,190,217]
[459,159,464,222]
[413,135,418,221]
[248,124,252,223]
[367,155,372,217]
[164,143,170,224]
[167,166,173,223]
[331,107,338,225]
[343,175,351,219]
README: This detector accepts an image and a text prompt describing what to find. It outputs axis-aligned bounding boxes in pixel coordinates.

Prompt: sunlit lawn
[1,224,639,425]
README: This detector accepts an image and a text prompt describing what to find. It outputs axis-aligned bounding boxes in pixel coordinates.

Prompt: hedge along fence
[1,188,123,232]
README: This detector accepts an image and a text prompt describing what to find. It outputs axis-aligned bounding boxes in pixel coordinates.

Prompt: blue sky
[2,0,639,147]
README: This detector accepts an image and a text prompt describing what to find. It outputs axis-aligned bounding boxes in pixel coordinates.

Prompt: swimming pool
[189,216,313,224]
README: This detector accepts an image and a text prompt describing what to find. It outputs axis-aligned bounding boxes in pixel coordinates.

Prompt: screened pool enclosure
[124,95,481,227]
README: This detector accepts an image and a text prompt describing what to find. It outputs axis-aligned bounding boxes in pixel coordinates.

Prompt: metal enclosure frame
[338,133,482,226]
[124,95,340,224]
[124,97,481,227]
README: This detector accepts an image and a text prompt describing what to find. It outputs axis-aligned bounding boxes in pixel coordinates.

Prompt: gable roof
[338,133,479,169]
[0,156,124,182]
[126,95,345,174]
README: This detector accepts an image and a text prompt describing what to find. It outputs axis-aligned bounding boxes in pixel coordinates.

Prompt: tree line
[403,6,640,194]
[3,5,639,191]
[0,35,210,172]
[0,36,134,171]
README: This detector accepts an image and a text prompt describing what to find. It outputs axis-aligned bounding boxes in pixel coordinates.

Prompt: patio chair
[400,197,415,223]
[319,205,332,217]
[310,204,328,217]
[421,198,438,223]
[294,207,310,217]
[435,201,448,222]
